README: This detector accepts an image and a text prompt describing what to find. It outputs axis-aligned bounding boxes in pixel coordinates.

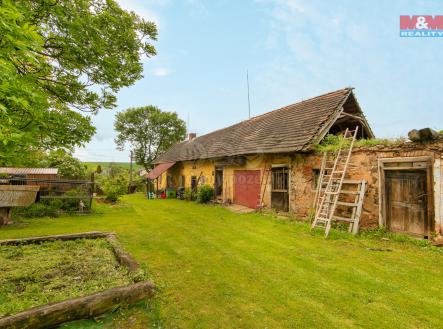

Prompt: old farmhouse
[150,88,443,238]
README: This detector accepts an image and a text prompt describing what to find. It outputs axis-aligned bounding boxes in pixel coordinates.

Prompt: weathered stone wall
[289,141,443,233]
[156,139,443,235]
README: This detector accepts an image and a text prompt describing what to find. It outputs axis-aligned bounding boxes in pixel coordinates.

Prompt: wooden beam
[0,231,111,246]
[0,282,155,329]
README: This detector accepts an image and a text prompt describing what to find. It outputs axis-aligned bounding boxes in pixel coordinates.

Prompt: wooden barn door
[234,170,260,209]
[385,170,428,236]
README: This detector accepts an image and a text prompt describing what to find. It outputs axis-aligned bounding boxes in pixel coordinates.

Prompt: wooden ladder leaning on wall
[311,127,363,237]
[256,163,271,210]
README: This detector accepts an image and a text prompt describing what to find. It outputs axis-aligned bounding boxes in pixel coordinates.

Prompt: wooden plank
[0,231,111,246]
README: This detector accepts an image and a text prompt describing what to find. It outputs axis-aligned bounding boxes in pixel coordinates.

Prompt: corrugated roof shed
[154,88,372,164]
[0,168,58,175]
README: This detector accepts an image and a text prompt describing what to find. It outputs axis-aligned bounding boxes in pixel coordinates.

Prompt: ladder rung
[336,201,358,207]
[339,190,359,195]
[333,215,355,223]
[342,179,364,185]
[325,191,339,195]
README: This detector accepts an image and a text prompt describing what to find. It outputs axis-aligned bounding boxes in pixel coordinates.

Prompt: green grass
[0,239,134,317]
[1,194,443,328]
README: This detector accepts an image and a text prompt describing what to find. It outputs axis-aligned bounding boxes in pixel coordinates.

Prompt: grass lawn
[0,239,133,317]
[0,194,442,328]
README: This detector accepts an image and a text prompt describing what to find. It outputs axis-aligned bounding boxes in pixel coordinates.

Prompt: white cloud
[153,67,171,76]
[116,0,160,26]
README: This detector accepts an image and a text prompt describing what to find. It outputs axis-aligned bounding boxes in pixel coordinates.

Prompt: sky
[75,0,443,162]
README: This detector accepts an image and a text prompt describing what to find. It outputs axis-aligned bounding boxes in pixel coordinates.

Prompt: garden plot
[0,238,133,316]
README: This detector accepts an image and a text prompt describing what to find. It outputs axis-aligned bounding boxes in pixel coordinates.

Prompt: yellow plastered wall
[156,154,293,208]
[156,160,215,190]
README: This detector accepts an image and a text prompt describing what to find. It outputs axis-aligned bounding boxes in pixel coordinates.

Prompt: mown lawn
[0,194,442,328]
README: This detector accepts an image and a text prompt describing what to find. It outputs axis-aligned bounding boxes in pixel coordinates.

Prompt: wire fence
[1,175,95,214]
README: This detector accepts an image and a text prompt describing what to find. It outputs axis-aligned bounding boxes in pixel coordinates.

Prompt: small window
[167,175,173,188]
[179,175,185,187]
[271,167,289,192]
[191,176,197,190]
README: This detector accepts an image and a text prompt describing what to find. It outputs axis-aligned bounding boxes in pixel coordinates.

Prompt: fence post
[90,172,95,210]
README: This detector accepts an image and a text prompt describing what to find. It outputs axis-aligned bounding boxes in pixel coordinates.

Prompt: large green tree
[0,0,157,165]
[114,106,186,170]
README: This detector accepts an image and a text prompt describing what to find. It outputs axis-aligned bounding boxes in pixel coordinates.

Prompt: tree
[96,165,102,174]
[40,149,88,179]
[0,0,157,165]
[114,106,186,170]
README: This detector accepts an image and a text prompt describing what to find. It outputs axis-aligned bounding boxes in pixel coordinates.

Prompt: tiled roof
[154,88,365,164]
[0,167,58,175]
[146,162,175,180]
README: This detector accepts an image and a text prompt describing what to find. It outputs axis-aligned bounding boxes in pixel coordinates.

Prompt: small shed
[0,168,58,186]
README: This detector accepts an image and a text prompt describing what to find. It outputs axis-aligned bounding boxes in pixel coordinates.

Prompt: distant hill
[83,162,143,172]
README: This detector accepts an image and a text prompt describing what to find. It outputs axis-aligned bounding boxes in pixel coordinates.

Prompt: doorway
[271,166,289,212]
[233,170,261,209]
[379,157,433,238]
[214,169,223,198]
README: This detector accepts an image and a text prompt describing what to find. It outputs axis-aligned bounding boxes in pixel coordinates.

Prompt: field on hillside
[1,194,442,328]
[83,162,143,172]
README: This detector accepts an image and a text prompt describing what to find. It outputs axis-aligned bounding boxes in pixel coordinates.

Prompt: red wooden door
[234,170,261,209]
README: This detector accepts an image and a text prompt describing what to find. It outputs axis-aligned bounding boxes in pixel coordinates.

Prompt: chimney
[188,133,196,141]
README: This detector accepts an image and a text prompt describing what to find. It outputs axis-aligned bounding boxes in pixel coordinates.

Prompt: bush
[15,202,59,218]
[196,185,214,204]
[59,190,90,212]
[99,173,128,202]
[183,188,195,202]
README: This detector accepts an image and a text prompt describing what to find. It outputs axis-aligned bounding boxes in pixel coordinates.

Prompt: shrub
[183,188,195,201]
[100,173,128,202]
[59,189,90,212]
[15,202,59,218]
[196,185,214,204]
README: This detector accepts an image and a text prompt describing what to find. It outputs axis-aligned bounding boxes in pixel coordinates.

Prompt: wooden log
[418,128,439,141]
[0,281,155,329]
[408,129,421,142]
[106,234,139,272]
[0,231,112,246]
[409,128,439,142]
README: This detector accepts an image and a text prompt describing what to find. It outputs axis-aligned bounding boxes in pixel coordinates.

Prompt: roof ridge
[187,87,352,144]
[247,87,352,122]
[154,87,362,164]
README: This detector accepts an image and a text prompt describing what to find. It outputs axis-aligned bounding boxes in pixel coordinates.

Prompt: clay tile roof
[0,167,59,175]
[154,88,359,164]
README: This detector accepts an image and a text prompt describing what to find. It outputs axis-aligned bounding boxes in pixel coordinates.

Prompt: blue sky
[75,0,443,162]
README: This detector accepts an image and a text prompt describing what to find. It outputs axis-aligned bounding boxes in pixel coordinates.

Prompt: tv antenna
[247,70,251,119]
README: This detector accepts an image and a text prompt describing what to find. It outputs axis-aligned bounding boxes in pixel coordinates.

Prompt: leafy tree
[40,149,87,179]
[114,106,186,170]
[96,165,102,174]
[0,0,157,165]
